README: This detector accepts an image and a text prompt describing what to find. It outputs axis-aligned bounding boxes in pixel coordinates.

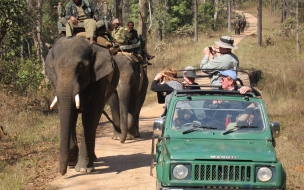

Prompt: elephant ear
[45,47,57,86]
[91,44,115,81]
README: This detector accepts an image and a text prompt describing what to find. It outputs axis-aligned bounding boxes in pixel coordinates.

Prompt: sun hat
[214,36,238,49]
[184,70,198,78]
[183,66,198,78]
[112,18,120,24]
[219,70,237,81]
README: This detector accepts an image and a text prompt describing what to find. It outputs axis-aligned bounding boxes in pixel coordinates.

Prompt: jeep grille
[194,164,251,182]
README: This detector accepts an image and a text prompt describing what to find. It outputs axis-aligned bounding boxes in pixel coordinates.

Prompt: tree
[0,0,29,44]
[257,0,262,46]
[228,0,232,32]
[194,0,198,42]
[115,0,123,24]
[296,0,300,53]
[138,0,147,38]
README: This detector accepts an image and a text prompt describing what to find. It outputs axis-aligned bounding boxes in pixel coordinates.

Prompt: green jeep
[151,71,286,190]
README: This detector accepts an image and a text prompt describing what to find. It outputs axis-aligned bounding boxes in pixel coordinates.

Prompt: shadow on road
[93,153,152,174]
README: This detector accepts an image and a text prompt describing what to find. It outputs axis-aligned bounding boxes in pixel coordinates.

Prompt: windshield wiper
[222,125,259,135]
[182,125,217,134]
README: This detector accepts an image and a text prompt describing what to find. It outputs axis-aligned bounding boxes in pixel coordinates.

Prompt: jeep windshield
[171,99,265,133]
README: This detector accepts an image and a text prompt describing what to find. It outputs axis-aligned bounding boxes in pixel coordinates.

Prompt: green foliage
[16,59,45,93]
[0,58,44,94]
[166,0,193,33]
[126,0,139,25]
[0,0,32,56]
[198,2,226,32]
[42,1,62,44]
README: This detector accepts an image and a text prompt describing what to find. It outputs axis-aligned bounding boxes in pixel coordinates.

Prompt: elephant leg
[68,112,79,167]
[127,69,148,139]
[75,80,107,173]
[108,92,121,140]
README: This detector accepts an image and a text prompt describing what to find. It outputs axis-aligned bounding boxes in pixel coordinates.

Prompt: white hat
[214,36,238,49]
[112,18,120,24]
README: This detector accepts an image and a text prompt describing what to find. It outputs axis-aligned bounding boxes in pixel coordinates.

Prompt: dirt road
[50,11,257,190]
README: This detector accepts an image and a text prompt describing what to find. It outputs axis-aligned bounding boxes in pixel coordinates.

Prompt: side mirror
[270,122,280,138]
[153,117,165,136]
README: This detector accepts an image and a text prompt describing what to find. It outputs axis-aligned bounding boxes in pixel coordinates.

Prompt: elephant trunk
[57,89,76,175]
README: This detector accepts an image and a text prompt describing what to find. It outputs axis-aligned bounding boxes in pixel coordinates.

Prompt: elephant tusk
[75,94,80,109]
[50,96,58,109]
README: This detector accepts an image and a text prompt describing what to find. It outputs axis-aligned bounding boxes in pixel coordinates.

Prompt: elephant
[240,18,246,33]
[107,53,148,143]
[234,18,241,35]
[45,36,119,175]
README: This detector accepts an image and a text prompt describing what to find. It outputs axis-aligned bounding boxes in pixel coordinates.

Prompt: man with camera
[200,36,239,88]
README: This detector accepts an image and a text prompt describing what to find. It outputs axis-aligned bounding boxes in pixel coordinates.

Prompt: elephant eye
[75,63,84,74]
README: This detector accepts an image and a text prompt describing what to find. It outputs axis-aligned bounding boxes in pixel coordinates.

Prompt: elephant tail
[102,110,121,133]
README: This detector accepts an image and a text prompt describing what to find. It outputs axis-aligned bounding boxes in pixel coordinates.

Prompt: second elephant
[108,53,148,143]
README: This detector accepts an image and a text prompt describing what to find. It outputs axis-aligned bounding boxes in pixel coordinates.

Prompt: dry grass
[1,4,304,189]
[236,6,304,190]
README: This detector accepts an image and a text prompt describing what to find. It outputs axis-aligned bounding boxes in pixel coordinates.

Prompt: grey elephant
[234,18,241,35]
[45,36,119,175]
[107,53,148,143]
[240,18,246,33]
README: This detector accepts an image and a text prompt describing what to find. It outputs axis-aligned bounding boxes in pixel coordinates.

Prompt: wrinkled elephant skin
[45,36,119,175]
[108,54,148,143]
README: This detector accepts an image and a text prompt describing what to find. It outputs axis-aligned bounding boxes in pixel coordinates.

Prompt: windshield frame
[165,96,270,140]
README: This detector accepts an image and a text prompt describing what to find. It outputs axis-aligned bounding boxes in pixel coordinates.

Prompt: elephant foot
[126,133,140,140]
[67,150,78,167]
[111,133,140,140]
[75,161,94,174]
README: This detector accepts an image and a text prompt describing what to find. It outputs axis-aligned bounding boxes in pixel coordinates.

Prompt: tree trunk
[123,0,129,25]
[281,0,287,23]
[158,29,162,42]
[257,0,262,46]
[228,0,231,33]
[296,0,300,54]
[214,0,218,21]
[194,0,198,42]
[26,0,47,72]
[115,0,123,25]
[138,0,147,38]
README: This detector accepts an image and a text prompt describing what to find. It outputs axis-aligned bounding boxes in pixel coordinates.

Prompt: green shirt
[112,27,127,44]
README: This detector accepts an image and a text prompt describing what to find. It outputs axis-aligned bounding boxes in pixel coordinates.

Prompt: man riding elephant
[65,0,99,44]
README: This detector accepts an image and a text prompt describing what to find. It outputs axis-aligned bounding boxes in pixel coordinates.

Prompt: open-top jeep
[151,70,286,190]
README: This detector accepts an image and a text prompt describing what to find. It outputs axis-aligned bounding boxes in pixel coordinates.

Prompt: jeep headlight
[257,167,272,182]
[172,164,188,180]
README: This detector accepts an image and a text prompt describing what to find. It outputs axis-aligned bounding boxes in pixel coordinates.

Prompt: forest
[1,0,304,189]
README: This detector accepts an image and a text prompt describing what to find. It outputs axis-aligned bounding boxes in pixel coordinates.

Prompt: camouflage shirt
[65,0,98,21]
[112,26,127,45]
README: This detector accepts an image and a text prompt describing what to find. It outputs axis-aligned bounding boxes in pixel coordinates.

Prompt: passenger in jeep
[65,0,99,44]
[236,103,262,127]
[200,36,239,88]
[151,68,183,107]
[181,66,200,89]
[219,70,261,97]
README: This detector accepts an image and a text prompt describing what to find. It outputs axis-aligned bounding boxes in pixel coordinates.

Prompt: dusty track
[50,11,257,190]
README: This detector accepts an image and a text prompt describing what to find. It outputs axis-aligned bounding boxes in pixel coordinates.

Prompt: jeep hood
[165,139,277,162]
